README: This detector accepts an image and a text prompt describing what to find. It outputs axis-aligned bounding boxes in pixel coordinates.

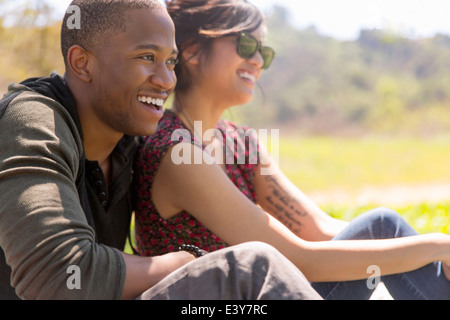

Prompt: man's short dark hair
[61,0,163,67]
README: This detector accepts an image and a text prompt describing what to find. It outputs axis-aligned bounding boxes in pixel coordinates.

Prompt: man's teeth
[239,72,256,82]
[138,96,164,107]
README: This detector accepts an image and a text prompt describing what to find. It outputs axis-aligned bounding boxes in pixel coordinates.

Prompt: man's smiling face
[88,7,178,136]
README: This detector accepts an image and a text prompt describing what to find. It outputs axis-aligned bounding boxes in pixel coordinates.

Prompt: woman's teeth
[238,72,256,82]
[138,96,164,109]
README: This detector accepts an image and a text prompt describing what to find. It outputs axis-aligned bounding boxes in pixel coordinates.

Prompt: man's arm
[0,92,125,299]
[120,251,195,300]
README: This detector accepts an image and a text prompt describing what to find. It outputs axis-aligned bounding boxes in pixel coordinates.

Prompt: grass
[276,135,450,193]
[275,135,450,235]
[323,202,450,234]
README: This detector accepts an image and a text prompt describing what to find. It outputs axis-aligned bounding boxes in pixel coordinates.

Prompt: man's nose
[149,63,176,90]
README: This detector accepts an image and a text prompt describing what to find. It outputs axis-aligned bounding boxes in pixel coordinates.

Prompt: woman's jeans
[312,207,450,300]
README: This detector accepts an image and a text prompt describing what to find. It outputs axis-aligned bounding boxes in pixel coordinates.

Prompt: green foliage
[324,202,450,235]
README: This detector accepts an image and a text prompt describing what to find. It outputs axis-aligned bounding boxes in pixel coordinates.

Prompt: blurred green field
[277,136,450,193]
[276,136,450,234]
[323,202,449,234]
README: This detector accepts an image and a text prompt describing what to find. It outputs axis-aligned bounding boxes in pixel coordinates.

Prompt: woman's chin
[238,91,255,105]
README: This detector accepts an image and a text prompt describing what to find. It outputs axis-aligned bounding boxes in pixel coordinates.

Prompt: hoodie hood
[1,72,83,140]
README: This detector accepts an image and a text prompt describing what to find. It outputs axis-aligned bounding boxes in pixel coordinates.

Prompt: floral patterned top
[134,109,260,256]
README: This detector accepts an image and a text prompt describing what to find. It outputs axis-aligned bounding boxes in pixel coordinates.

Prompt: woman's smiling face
[197,27,266,107]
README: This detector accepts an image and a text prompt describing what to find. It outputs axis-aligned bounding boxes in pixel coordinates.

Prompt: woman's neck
[172,87,228,140]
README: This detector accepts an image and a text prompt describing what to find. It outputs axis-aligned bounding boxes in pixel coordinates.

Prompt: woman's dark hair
[165,0,265,93]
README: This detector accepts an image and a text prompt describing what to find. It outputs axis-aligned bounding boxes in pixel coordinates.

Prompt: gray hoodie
[0,73,139,299]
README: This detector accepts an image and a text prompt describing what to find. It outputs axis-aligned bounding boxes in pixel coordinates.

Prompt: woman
[134,0,450,299]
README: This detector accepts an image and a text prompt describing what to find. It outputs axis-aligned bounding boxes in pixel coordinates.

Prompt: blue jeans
[312,207,450,300]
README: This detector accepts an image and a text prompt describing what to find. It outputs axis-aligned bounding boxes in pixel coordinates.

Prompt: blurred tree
[1,2,449,137]
[0,0,64,95]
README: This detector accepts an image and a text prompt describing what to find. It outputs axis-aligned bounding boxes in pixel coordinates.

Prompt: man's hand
[120,251,196,300]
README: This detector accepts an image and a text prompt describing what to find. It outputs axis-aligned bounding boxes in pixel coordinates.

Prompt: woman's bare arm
[254,142,347,241]
[152,143,450,282]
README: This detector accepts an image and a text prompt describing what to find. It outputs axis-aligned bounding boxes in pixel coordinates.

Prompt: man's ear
[66,45,92,82]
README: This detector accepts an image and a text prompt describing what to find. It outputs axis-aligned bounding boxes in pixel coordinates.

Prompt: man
[0,0,321,300]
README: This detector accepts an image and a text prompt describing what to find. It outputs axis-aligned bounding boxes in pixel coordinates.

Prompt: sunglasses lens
[237,33,276,69]
[237,34,258,59]
[260,47,275,69]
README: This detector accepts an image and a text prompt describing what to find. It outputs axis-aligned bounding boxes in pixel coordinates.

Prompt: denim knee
[358,207,416,238]
[367,207,402,225]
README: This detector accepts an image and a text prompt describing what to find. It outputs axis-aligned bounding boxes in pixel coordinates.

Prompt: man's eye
[167,58,179,66]
[141,55,155,62]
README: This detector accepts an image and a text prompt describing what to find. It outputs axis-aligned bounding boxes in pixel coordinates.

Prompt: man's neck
[83,124,121,188]
[66,76,123,184]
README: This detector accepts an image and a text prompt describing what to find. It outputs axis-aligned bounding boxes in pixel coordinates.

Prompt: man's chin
[130,123,158,137]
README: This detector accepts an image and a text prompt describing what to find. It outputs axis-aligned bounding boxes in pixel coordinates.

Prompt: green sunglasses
[237,32,275,69]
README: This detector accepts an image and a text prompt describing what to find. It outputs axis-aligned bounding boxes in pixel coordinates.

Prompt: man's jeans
[312,207,450,300]
[137,241,322,300]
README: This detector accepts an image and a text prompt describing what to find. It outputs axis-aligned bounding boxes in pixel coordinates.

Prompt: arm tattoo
[263,176,307,234]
